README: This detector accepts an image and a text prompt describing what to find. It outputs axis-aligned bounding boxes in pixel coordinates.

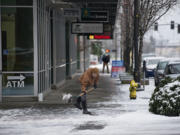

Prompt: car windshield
[147,59,160,65]
[158,61,168,70]
[168,64,180,74]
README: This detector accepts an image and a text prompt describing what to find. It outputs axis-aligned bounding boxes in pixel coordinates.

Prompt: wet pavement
[0,71,180,135]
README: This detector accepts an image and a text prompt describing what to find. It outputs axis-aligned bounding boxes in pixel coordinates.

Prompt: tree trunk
[133,0,140,82]
[136,35,144,82]
[123,46,131,72]
[123,30,133,73]
[123,1,132,73]
[130,30,134,73]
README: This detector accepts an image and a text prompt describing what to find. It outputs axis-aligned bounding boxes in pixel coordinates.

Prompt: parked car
[154,60,169,86]
[154,58,180,86]
[164,62,180,79]
[141,53,156,67]
[143,57,164,78]
[142,53,156,60]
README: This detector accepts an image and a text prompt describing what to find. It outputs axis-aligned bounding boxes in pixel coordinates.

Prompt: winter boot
[81,94,91,114]
[74,96,82,110]
[81,100,91,115]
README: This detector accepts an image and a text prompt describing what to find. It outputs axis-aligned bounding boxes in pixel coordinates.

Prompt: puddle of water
[73,121,106,131]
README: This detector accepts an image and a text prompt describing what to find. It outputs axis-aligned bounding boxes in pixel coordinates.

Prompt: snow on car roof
[167,58,180,61]
[159,59,169,62]
[159,58,180,63]
[168,61,180,65]
[143,57,165,61]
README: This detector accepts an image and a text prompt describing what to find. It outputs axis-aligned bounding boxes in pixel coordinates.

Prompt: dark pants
[103,62,109,73]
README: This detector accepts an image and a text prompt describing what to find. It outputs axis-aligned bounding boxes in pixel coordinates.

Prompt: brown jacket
[79,68,99,92]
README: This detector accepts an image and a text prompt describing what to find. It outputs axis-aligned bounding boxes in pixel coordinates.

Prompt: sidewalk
[1,65,180,134]
[44,72,117,104]
[0,67,116,109]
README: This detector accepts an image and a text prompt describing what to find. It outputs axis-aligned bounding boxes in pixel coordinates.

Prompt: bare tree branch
[139,0,177,35]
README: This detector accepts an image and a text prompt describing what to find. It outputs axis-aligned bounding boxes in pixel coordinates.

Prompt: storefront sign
[6,75,26,88]
[111,61,125,78]
[88,24,113,39]
[71,23,103,34]
[81,8,109,22]
[88,35,111,39]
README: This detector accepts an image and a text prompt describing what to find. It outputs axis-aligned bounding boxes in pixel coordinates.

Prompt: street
[0,70,180,135]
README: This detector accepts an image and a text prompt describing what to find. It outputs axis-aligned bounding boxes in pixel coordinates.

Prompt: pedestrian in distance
[74,68,99,114]
[102,53,110,73]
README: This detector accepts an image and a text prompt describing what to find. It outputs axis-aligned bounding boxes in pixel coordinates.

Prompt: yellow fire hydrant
[129,80,138,99]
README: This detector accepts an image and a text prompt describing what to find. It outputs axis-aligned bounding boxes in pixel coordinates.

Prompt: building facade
[144,4,180,57]
[0,0,89,101]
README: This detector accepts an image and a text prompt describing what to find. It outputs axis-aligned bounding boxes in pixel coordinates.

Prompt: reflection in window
[1,8,34,71]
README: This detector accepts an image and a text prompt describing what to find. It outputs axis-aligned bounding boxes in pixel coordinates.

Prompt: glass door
[1,7,34,96]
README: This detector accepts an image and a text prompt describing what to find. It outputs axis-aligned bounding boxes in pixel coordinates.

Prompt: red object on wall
[94,35,111,39]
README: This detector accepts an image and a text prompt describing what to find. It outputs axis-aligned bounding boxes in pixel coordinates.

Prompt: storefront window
[1,7,34,71]
[0,0,33,6]
[1,7,34,95]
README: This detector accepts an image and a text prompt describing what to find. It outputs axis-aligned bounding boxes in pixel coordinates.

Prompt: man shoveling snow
[74,68,99,114]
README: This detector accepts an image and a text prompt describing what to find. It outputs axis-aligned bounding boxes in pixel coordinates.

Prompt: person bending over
[74,68,99,114]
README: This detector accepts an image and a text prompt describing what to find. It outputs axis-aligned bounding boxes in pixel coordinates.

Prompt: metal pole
[133,0,139,82]
[143,70,145,89]
[83,36,86,72]
[0,8,2,102]
[33,0,39,96]
[115,33,117,60]
[77,35,80,70]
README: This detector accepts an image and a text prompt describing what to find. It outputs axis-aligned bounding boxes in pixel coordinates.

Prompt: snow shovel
[62,87,94,104]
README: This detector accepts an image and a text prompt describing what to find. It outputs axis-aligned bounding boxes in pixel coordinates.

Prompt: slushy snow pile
[149,77,180,116]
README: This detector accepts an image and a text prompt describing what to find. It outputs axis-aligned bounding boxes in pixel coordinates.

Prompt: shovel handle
[79,87,94,96]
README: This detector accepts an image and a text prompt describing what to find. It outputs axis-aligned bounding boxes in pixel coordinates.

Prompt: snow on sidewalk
[0,70,180,135]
